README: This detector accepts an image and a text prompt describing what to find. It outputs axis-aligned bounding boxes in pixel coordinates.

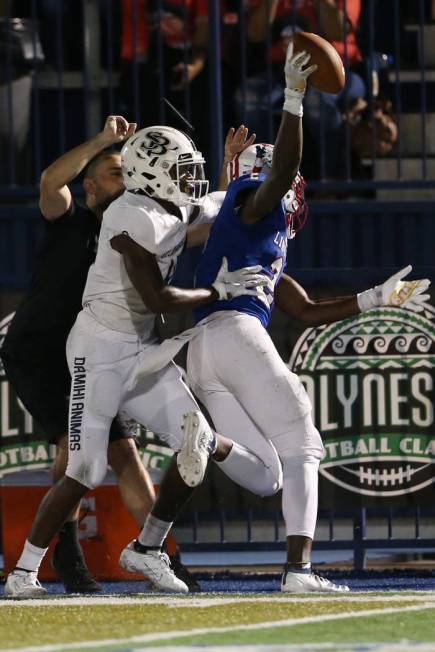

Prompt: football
[293,31,345,94]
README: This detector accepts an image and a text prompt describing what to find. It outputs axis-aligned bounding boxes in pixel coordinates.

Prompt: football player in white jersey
[5,124,284,597]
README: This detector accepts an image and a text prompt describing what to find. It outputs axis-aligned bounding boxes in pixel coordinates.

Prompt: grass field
[2,592,435,652]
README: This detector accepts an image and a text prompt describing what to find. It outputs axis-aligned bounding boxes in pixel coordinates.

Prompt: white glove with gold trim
[357,265,431,313]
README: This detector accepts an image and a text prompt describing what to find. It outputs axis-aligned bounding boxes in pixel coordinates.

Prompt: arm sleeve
[192,192,226,225]
[105,203,187,256]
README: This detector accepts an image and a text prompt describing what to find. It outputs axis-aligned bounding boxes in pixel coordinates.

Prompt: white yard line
[4,603,435,652]
[2,592,435,608]
[133,646,435,652]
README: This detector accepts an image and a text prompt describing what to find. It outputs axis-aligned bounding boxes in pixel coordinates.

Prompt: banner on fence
[2,296,435,507]
[289,302,435,506]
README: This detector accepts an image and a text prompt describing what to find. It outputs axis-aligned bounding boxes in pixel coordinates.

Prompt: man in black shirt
[0,115,159,594]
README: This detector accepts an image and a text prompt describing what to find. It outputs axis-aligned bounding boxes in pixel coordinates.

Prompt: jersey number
[259,257,283,307]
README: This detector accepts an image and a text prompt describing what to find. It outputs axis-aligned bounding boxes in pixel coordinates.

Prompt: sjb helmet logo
[141,131,176,157]
[289,304,435,497]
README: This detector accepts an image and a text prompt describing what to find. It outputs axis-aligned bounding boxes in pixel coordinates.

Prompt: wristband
[283,88,304,117]
[357,286,383,312]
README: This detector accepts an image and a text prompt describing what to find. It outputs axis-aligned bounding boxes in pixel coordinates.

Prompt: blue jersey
[195,174,288,328]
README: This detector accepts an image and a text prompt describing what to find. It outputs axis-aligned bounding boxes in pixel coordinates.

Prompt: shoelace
[198,433,211,450]
[158,551,176,576]
[24,572,43,588]
[312,573,342,589]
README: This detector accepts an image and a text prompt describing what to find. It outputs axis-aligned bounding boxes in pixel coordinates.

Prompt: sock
[16,540,48,573]
[138,514,173,548]
[58,520,81,553]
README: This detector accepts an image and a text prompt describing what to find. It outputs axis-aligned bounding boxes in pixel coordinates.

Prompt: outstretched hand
[224,125,256,164]
[358,264,431,313]
[380,265,431,312]
[284,41,317,93]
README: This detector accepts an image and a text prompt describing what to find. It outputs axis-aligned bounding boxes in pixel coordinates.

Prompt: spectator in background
[243,0,367,181]
[119,0,209,156]
[0,0,44,184]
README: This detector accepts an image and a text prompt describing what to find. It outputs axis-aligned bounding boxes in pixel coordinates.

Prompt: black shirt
[4,200,99,354]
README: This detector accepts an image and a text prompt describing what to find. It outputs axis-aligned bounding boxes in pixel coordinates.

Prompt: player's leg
[51,433,102,594]
[107,414,155,526]
[118,363,209,592]
[0,345,101,595]
[4,321,120,597]
[189,314,348,592]
[187,326,283,496]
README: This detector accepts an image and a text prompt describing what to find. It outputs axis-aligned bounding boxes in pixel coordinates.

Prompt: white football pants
[65,309,279,493]
[187,311,325,539]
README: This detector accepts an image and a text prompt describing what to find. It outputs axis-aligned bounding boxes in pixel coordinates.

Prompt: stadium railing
[1,0,434,571]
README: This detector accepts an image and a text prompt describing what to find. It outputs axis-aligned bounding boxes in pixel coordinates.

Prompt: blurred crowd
[1,0,432,186]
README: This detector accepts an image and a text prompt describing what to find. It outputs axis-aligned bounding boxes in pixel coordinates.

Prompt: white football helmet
[227,143,308,239]
[121,126,209,206]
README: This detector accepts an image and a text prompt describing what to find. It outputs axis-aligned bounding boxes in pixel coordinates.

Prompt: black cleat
[51,542,102,594]
[169,551,201,593]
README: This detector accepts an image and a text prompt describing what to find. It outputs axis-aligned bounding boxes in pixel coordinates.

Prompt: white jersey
[83,190,189,337]
[82,190,224,338]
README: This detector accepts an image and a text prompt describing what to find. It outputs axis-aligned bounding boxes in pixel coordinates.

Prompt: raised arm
[39,116,136,221]
[240,44,316,224]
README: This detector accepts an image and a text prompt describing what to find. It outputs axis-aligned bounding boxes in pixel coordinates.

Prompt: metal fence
[1,0,435,569]
[1,0,435,194]
[176,506,435,570]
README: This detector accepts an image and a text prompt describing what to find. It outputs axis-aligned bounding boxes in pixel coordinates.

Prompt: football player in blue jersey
[184,42,430,593]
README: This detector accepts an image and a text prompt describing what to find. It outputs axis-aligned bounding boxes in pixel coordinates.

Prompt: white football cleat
[281,567,350,593]
[177,411,216,487]
[4,570,48,598]
[119,541,188,594]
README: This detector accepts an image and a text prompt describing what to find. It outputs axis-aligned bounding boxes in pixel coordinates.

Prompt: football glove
[283,42,317,117]
[357,265,431,313]
[212,257,265,301]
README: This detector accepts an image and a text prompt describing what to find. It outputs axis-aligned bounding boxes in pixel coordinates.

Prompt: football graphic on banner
[289,304,435,499]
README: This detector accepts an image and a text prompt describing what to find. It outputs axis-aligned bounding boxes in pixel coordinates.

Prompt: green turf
[1,596,433,650]
[156,609,435,648]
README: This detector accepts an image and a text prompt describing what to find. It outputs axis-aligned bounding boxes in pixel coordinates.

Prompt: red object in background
[2,484,143,580]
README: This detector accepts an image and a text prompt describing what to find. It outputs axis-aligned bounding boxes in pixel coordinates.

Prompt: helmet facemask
[168,152,209,206]
[284,172,308,239]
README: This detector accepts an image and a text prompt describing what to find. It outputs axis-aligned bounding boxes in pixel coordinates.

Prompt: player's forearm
[40,133,111,189]
[279,295,360,327]
[186,223,212,248]
[217,166,228,191]
[253,112,302,213]
[301,296,360,326]
[150,286,218,313]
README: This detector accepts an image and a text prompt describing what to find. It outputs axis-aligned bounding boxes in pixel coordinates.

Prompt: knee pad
[88,371,122,418]
[254,461,283,497]
[281,453,321,471]
[66,452,108,489]
[271,415,325,461]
